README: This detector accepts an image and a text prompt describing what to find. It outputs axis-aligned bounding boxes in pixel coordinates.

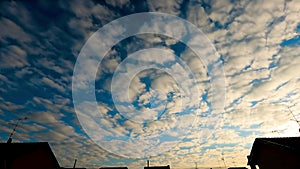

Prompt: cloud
[1,0,300,168]
[0,17,32,43]
[0,98,25,112]
[0,45,29,68]
[147,0,184,16]
[42,77,66,93]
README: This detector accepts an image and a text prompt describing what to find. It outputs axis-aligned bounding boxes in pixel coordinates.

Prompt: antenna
[221,152,227,169]
[232,157,236,167]
[288,105,299,124]
[73,159,77,168]
[7,117,28,143]
[287,104,300,132]
[271,128,287,135]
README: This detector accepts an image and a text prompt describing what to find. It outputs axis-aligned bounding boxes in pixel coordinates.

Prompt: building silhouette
[144,166,170,169]
[99,167,128,169]
[144,160,170,169]
[0,142,60,169]
[247,137,300,169]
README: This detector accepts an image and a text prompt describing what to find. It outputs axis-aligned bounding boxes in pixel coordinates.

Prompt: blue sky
[1,0,300,169]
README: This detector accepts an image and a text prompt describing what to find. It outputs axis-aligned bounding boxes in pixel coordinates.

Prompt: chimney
[147,160,149,167]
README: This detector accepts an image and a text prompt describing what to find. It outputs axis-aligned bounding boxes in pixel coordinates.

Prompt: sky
[0,0,300,169]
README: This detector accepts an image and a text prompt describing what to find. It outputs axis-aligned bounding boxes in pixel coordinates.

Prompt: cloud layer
[1,0,300,168]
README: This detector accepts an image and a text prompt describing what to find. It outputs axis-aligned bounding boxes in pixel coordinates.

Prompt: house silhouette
[99,167,128,169]
[0,142,60,169]
[247,137,300,169]
[144,165,170,169]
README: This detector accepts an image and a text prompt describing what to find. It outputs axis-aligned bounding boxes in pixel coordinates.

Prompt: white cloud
[42,77,66,92]
[147,0,183,16]
[2,0,300,168]
[0,17,32,43]
[0,45,29,68]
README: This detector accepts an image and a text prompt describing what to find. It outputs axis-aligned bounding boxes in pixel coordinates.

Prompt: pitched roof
[247,137,300,164]
[253,137,300,152]
[0,142,60,168]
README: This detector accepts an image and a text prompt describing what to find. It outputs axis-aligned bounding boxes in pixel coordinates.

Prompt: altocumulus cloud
[1,0,300,169]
